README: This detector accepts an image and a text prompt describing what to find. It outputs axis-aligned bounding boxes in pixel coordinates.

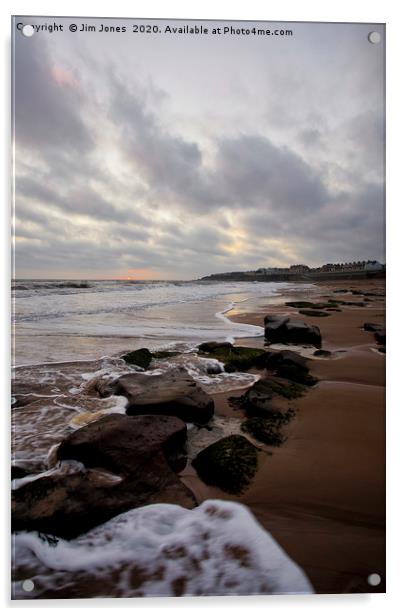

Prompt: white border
[2,1,401,614]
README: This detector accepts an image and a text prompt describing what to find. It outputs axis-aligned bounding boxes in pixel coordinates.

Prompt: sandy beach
[182,279,385,594]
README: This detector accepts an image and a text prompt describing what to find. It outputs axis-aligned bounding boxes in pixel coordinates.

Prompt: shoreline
[11,278,386,596]
[182,278,385,593]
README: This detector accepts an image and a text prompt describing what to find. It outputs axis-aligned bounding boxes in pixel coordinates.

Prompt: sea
[12,278,305,366]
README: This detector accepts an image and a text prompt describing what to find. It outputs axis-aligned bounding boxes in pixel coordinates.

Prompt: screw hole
[368,31,381,44]
[22,579,34,592]
[367,573,381,586]
[22,25,34,37]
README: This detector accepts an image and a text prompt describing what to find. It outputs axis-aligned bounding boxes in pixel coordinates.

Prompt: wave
[12,499,313,598]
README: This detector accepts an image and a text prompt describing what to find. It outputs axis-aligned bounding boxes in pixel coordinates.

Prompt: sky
[13,17,385,280]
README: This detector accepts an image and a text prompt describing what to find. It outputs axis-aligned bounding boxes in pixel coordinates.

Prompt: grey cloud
[17,176,147,226]
[110,76,332,220]
[110,77,210,207]
[14,35,93,155]
[213,135,330,213]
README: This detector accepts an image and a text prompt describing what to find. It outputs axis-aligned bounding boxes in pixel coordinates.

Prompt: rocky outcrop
[98,368,214,425]
[264,315,322,347]
[12,414,196,538]
[192,435,258,494]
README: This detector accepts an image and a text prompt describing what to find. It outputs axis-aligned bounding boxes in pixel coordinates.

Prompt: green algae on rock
[198,342,266,372]
[192,435,258,494]
[241,417,285,447]
[298,310,330,317]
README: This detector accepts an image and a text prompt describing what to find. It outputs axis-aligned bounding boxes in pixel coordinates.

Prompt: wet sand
[182,279,386,594]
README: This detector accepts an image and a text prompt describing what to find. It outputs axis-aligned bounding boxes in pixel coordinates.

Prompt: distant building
[364,260,384,271]
[314,260,384,273]
[289,264,310,273]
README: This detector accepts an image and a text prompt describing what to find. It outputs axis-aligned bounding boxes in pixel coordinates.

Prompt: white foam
[12,499,313,598]
[12,460,85,491]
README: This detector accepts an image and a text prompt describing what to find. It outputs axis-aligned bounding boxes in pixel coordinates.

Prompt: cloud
[14,36,93,155]
[13,20,385,278]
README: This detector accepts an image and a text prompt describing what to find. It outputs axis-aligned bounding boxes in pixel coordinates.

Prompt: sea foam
[12,499,313,598]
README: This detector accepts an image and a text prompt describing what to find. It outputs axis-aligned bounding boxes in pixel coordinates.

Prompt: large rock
[192,435,258,494]
[98,368,214,424]
[264,315,321,347]
[12,414,196,538]
[57,413,188,475]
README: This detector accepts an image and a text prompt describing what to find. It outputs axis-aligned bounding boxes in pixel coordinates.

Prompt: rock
[374,329,386,345]
[285,301,316,308]
[11,460,46,480]
[274,364,318,386]
[57,413,188,475]
[264,316,321,347]
[192,435,258,494]
[298,310,329,317]
[11,466,29,480]
[241,417,289,446]
[152,350,180,359]
[255,349,308,371]
[313,349,331,357]
[341,301,365,307]
[198,342,266,372]
[121,348,153,369]
[254,350,317,385]
[241,378,306,419]
[12,414,196,538]
[362,323,385,346]
[286,301,340,309]
[204,361,223,375]
[99,368,214,425]
[198,341,233,353]
[363,322,383,332]
[11,467,28,480]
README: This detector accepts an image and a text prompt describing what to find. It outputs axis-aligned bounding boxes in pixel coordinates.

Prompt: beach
[11,278,385,597]
[182,279,386,593]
